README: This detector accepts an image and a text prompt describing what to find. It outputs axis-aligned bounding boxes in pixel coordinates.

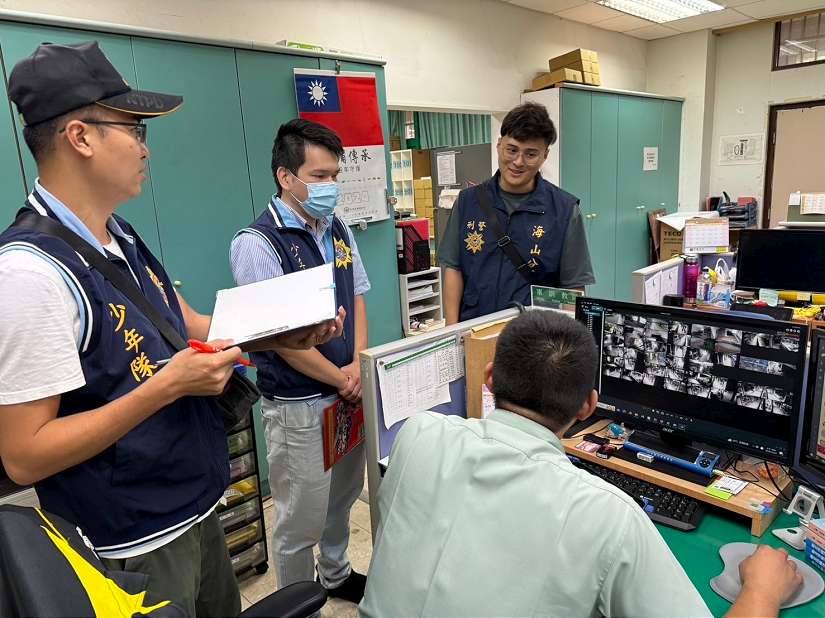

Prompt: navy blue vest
[242,201,355,399]
[0,191,228,551]
[456,172,578,321]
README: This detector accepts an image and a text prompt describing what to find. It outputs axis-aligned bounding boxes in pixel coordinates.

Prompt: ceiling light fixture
[597,0,724,24]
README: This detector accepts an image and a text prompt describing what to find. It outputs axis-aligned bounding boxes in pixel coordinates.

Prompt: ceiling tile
[734,0,825,19]
[556,2,625,23]
[595,13,653,31]
[668,8,755,31]
[624,23,683,39]
[506,0,589,14]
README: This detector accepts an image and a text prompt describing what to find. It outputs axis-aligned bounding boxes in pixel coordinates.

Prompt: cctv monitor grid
[601,311,799,418]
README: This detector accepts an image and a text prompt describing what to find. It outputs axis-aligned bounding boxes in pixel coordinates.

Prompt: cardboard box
[656,212,724,261]
[566,59,600,74]
[532,68,582,91]
[582,72,601,86]
[549,48,598,72]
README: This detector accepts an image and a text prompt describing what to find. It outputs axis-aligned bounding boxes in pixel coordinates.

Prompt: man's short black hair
[492,310,597,430]
[22,104,103,164]
[500,102,557,147]
[271,119,344,195]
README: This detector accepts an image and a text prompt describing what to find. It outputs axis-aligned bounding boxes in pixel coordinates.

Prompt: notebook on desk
[207,263,337,349]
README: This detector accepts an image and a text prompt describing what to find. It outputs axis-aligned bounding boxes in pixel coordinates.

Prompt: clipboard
[207,263,337,349]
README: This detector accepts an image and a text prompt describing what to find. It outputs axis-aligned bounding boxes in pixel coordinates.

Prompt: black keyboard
[571,457,705,531]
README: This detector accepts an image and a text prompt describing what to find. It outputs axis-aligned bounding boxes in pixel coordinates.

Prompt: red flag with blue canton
[294,71,384,146]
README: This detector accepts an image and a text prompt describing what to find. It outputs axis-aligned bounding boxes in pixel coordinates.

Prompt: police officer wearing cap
[440,102,595,324]
[0,41,342,616]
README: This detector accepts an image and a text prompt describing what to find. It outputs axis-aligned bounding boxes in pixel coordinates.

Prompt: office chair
[0,505,327,617]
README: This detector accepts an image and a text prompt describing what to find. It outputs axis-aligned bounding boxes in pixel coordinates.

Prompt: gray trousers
[261,394,365,590]
[101,510,241,618]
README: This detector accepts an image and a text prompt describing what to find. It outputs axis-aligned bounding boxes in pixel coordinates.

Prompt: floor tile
[349,498,372,533]
[238,493,372,616]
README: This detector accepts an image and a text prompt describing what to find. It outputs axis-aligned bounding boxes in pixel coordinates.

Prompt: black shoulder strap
[13,211,188,351]
[473,184,538,284]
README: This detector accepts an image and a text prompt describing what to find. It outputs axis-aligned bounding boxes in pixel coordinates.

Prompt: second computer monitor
[576,297,808,464]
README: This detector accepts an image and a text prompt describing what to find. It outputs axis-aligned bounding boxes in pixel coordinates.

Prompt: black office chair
[0,505,327,618]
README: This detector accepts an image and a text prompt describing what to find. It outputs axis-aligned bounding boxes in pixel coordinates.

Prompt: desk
[662,511,824,616]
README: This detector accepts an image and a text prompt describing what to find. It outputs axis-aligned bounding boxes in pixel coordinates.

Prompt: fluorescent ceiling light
[597,0,724,24]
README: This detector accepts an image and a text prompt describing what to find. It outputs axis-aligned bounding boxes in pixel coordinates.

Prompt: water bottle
[696,267,713,305]
[683,254,700,306]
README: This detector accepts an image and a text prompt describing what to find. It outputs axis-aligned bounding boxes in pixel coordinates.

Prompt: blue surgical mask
[289,173,340,219]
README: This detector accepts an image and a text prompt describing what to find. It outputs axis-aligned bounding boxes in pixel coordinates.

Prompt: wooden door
[767,102,825,227]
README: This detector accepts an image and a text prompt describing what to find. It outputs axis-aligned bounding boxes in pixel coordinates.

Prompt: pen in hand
[156,339,255,368]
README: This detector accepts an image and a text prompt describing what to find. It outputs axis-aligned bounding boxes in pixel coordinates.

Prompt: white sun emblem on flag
[308,80,328,106]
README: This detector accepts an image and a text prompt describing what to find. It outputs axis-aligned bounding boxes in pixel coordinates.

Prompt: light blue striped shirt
[230,196,370,295]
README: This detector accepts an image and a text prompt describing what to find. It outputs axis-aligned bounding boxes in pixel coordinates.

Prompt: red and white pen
[156,339,255,368]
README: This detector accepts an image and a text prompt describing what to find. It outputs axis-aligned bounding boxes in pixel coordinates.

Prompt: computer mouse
[710,542,824,609]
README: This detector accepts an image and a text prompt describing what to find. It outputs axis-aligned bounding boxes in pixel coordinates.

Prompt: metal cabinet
[526,85,682,302]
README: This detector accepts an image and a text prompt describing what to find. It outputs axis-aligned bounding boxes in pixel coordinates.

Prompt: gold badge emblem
[334,238,353,269]
[145,267,169,307]
[465,231,485,254]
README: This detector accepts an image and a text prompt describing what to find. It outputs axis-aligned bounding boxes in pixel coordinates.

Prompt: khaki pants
[102,510,241,618]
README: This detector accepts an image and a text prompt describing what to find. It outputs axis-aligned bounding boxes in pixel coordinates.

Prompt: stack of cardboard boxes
[531,48,601,91]
[414,177,435,239]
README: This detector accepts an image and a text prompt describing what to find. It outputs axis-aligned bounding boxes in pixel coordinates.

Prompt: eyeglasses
[501,145,543,165]
[60,119,148,144]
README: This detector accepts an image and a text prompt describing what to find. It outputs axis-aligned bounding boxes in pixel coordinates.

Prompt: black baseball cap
[8,41,183,126]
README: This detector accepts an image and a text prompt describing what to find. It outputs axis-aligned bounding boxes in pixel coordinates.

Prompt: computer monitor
[736,229,825,294]
[576,297,808,464]
[795,329,825,490]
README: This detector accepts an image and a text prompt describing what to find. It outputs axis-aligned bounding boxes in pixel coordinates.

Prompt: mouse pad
[710,542,824,609]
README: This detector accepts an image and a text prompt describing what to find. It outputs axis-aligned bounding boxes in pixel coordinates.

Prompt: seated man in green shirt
[360,311,802,618]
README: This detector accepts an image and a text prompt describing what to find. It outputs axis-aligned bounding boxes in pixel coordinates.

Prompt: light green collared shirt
[360,409,711,618]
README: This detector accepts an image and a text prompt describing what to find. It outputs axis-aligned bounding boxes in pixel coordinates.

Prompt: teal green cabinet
[615,96,663,302]
[0,43,25,225]
[130,38,255,313]
[559,89,591,218]
[318,58,402,347]
[550,86,682,302]
[0,22,163,255]
[588,93,619,300]
[236,50,320,216]
[659,100,682,214]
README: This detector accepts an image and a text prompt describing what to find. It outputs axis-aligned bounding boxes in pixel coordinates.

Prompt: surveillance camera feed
[799,331,825,486]
[577,298,808,464]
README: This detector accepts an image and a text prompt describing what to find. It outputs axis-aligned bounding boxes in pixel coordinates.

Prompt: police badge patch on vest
[144,266,169,306]
[334,238,353,269]
[464,220,488,254]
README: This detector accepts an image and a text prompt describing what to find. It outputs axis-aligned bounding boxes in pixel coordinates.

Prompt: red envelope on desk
[322,399,365,471]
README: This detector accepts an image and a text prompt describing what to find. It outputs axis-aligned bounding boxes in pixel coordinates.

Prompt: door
[0,42,26,224]
[0,22,163,254]
[659,99,682,214]
[589,92,619,300]
[131,38,254,313]
[616,96,663,301]
[318,58,401,347]
[236,50,320,216]
[766,101,825,227]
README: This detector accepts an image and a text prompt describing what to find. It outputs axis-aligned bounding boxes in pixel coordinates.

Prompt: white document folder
[208,263,337,347]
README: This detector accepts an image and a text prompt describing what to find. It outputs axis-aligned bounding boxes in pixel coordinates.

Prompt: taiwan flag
[294,70,384,147]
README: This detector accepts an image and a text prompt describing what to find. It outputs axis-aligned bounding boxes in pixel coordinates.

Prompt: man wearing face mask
[230,119,370,603]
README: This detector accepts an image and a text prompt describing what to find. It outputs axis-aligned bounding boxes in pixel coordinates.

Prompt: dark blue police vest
[241,200,355,399]
[0,191,228,551]
[456,171,578,321]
